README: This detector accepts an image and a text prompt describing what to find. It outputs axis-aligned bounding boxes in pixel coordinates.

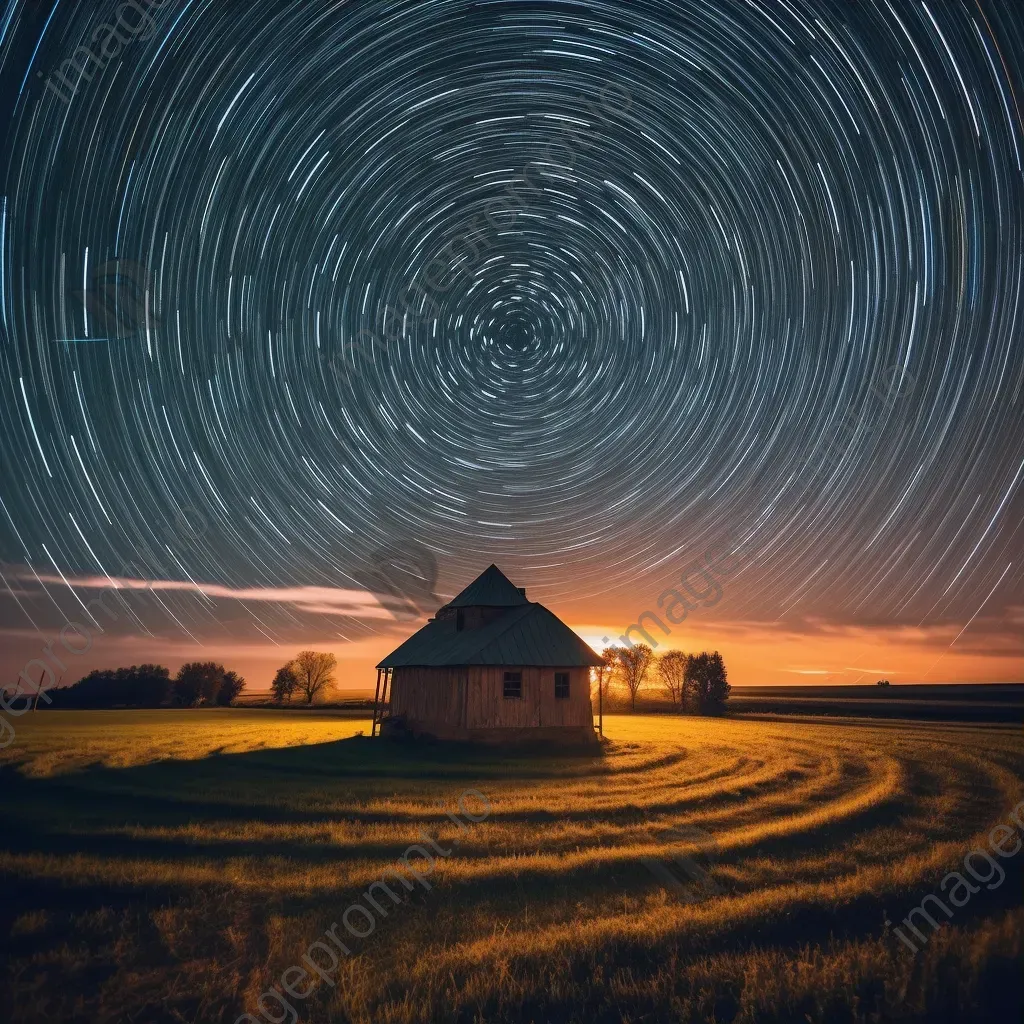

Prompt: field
[727,685,1024,723]
[602,684,1024,723]
[1,709,1022,1023]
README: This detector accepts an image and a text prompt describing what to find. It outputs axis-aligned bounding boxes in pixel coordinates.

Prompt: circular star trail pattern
[1,0,1022,643]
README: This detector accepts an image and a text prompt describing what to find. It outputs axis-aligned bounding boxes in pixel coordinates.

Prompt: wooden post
[371,668,382,737]
[377,669,391,734]
[598,669,603,737]
[33,670,57,711]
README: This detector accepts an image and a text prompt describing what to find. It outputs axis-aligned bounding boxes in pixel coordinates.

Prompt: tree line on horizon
[42,662,246,709]
[14,650,342,711]
[593,645,730,715]
[16,650,340,711]
[25,646,724,714]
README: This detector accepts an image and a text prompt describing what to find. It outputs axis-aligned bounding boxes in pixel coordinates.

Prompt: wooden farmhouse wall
[390,665,593,731]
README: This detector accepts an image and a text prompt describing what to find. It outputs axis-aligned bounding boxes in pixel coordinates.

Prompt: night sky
[1,0,1022,690]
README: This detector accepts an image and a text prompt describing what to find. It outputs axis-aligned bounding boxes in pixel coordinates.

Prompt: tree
[617,643,654,712]
[130,664,174,707]
[685,651,730,715]
[174,662,227,707]
[217,670,246,706]
[47,664,171,708]
[292,650,337,704]
[271,663,299,703]
[658,650,688,709]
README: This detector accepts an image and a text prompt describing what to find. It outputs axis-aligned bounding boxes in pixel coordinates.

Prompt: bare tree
[292,650,337,704]
[658,650,688,708]
[617,643,653,712]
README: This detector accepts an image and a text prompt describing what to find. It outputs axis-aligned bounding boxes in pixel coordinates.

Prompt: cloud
[27,572,398,619]
[0,565,424,649]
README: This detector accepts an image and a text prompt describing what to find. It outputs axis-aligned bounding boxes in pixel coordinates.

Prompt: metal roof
[444,564,528,608]
[377,601,604,668]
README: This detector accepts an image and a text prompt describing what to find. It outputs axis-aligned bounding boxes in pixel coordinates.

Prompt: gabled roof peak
[445,564,528,609]
[378,564,603,668]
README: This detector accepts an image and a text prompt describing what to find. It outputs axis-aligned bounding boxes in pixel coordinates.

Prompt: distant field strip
[0,711,1021,1023]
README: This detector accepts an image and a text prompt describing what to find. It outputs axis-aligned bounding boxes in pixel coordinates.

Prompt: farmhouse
[375,564,603,743]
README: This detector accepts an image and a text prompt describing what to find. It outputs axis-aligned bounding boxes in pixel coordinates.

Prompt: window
[554,672,570,699]
[503,671,522,699]
[456,610,464,631]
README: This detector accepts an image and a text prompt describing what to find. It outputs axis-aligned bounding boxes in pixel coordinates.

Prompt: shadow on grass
[0,733,613,854]
[0,730,744,874]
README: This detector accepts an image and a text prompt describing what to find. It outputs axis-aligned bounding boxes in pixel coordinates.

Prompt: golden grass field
[1,709,1022,1023]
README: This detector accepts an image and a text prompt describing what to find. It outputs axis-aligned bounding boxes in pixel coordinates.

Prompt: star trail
[0,0,1022,685]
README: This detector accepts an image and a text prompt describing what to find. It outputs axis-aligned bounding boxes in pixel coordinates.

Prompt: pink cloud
[23,572,398,620]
